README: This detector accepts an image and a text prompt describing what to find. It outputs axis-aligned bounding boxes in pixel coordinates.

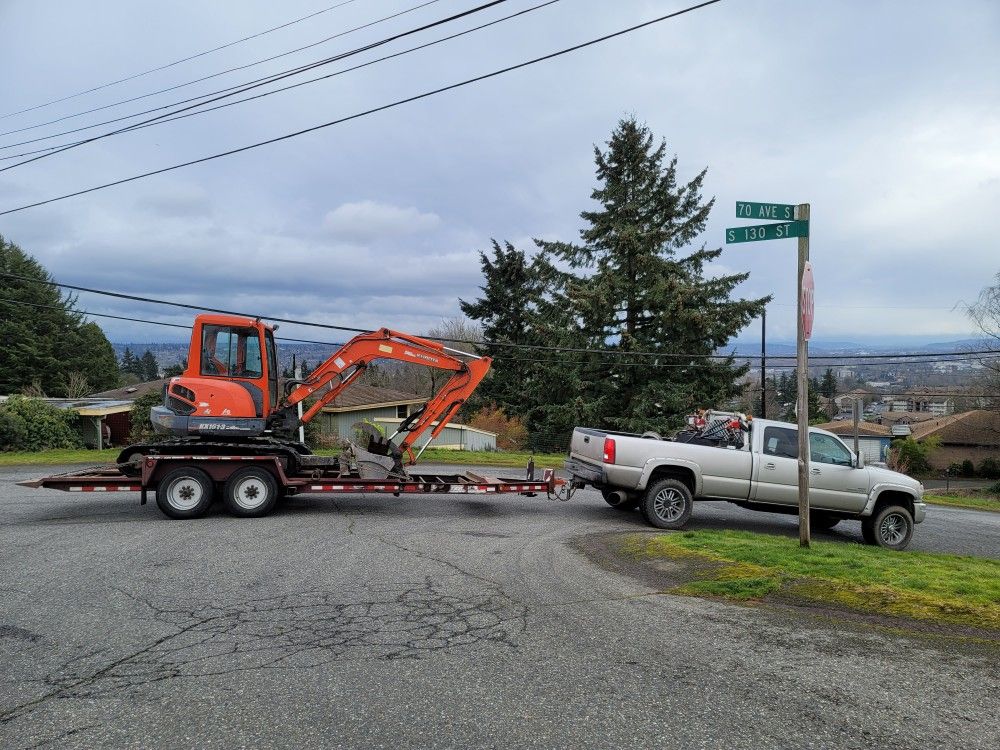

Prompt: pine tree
[0,235,121,396]
[460,241,552,415]
[163,358,187,378]
[536,117,769,433]
[820,367,837,399]
[139,350,159,381]
[120,348,138,377]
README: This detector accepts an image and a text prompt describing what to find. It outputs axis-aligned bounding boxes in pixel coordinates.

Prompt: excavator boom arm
[281,329,490,459]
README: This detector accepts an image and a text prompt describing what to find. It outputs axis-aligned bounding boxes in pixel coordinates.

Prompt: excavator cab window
[264,329,278,411]
[200,325,263,379]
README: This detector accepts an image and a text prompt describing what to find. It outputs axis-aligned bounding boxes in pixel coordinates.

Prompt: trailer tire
[156,467,214,520]
[223,467,279,518]
[641,478,693,530]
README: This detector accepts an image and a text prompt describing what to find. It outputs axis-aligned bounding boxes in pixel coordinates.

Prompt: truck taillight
[603,437,616,464]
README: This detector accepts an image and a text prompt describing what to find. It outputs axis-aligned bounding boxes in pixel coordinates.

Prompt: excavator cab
[152,315,279,438]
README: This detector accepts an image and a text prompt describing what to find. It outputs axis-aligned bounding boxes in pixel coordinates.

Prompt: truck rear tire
[861,505,913,550]
[602,489,639,510]
[156,467,214,520]
[641,479,693,530]
[223,467,279,518]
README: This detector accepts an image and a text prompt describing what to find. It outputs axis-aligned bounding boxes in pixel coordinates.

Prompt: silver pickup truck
[565,416,926,550]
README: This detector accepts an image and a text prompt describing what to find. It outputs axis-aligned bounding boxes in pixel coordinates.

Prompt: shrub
[961,459,976,477]
[978,457,1000,480]
[887,436,939,475]
[0,395,83,451]
[128,390,167,444]
[469,404,528,450]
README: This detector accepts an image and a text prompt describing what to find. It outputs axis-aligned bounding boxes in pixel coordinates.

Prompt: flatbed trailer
[19,454,563,520]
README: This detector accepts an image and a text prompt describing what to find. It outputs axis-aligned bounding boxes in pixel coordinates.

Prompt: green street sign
[736,201,796,221]
[726,221,808,244]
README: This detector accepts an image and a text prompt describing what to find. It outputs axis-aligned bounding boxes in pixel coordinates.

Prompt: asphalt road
[1,463,997,749]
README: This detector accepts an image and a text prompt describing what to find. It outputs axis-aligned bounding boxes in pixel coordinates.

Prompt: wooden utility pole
[796,203,811,547]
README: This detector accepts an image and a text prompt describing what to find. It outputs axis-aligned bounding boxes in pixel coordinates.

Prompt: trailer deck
[19,454,562,518]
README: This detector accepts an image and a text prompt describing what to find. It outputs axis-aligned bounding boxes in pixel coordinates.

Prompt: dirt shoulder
[574,530,1000,654]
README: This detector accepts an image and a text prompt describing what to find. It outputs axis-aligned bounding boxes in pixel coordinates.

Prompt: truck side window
[810,433,853,466]
[762,426,798,459]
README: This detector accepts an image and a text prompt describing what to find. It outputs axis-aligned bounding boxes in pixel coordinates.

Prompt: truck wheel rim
[879,513,906,546]
[654,488,685,522]
[166,476,203,511]
[234,477,269,510]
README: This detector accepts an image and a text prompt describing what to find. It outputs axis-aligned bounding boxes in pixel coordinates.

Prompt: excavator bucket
[349,422,405,480]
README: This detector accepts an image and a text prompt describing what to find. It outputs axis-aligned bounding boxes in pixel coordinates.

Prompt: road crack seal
[0,577,526,726]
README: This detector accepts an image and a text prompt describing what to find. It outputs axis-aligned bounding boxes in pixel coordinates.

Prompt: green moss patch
[630,530,1000,631]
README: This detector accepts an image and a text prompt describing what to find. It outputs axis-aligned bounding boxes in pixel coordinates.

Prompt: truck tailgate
[570,427,609,463]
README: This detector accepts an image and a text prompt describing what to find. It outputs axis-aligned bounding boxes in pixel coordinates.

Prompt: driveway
[1,463,997,749]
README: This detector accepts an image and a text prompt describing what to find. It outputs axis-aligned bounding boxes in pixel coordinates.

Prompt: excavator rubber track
[116,436,315,477]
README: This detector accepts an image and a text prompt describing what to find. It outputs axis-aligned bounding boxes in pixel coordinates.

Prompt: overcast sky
[1,0,997,347]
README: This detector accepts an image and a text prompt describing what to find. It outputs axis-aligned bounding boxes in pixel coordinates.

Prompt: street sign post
[725,221,808,244]
[727,200,813,547]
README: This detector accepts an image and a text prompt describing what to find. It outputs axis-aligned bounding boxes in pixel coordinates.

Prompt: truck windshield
[201,325,262,378]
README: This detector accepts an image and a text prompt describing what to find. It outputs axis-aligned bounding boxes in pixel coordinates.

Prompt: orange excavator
[118,313,491,478]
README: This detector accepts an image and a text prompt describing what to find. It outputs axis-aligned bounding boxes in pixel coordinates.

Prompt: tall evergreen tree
[820,367,837,399]
[460,241,553,416]
[536,117,770,433]
[139,350,159,381]
[120,347,138,377]
[0,235,120,396]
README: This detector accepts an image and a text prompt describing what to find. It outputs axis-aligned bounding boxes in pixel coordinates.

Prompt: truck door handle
[764,462,775,470]
[811,468,821,475]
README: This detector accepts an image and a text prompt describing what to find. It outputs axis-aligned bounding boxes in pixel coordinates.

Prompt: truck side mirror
[855,452,865,469]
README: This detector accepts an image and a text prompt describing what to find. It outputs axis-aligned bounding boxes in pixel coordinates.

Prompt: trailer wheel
[223,467,279,518]
[156,467,214,520]
[641,478,693,530]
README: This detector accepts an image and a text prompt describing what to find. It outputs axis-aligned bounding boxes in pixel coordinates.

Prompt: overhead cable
[0,0,445,138]
[0,0,726,216]
[3,272,998,362]
[2,0,559,172]
[0,0,365,121]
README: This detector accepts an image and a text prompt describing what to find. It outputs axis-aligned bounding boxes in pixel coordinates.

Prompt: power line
[9,296,995,380]
[0,296,344,346]
[0,0,447,141]
[4,271,999,362]
[0,0,365,121]
[1,0,557,172]
[0,0,726,216]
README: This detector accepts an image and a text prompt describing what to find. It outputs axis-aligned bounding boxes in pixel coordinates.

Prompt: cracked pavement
[1,464,997,749]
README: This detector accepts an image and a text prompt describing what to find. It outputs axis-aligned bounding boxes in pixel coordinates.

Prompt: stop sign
[801,261,815,341]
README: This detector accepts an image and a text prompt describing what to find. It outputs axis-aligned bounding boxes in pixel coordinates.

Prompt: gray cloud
[0,0,997,345]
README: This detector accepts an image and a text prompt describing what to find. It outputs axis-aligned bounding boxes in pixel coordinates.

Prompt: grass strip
[924,494,1000,513]
[627,530,1000,631]
[0,448,121,466]
[0,447,566,470]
